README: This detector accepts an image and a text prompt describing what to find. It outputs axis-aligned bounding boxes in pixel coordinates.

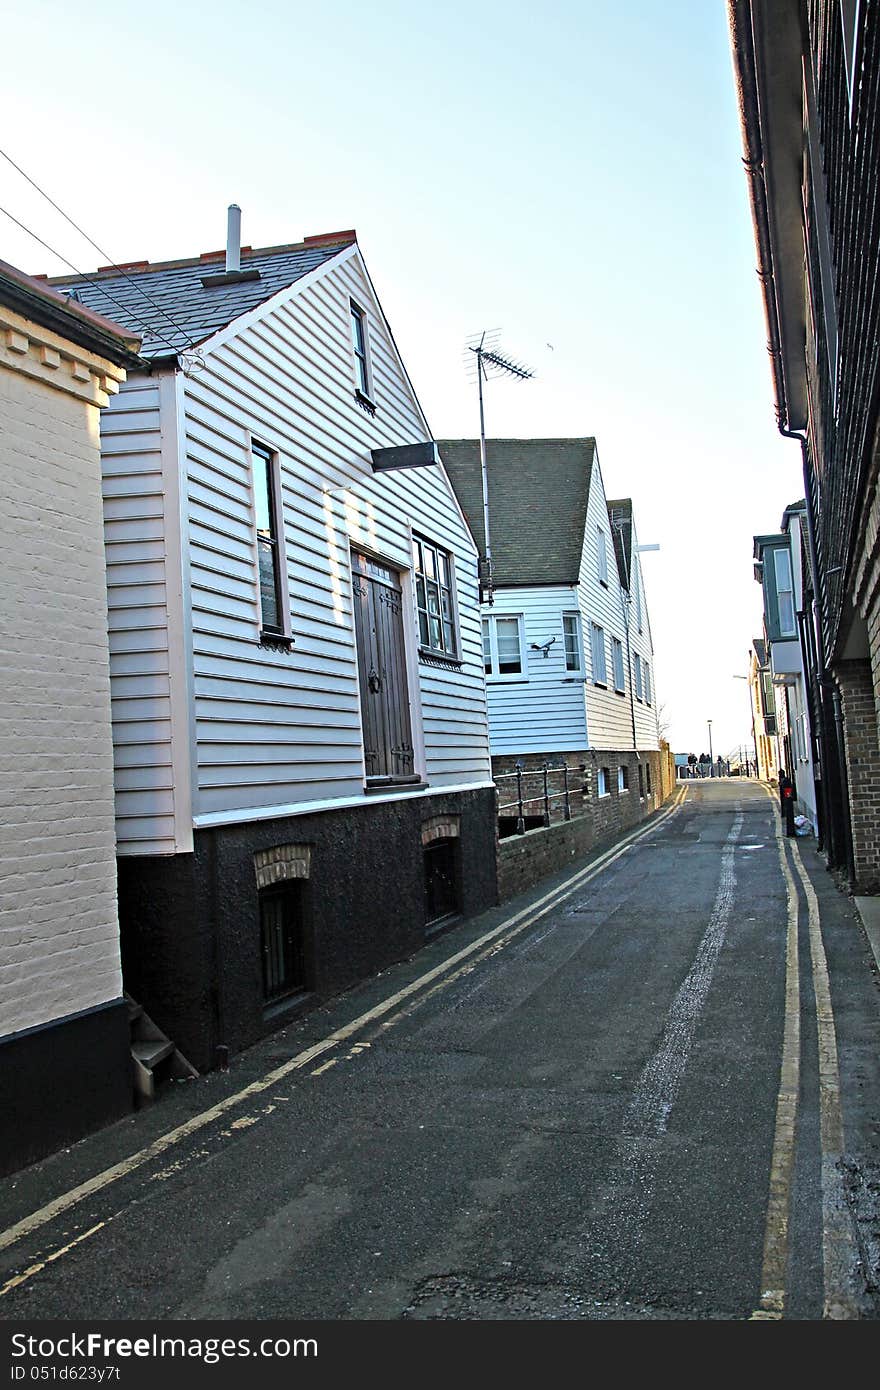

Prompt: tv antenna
[466,331,533,604]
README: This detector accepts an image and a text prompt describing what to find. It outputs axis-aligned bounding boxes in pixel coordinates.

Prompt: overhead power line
[0,145,197,354]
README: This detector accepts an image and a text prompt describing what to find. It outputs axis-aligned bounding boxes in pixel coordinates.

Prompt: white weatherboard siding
[627,520,661,749]
[578,457,659,752]
[181,250,489,818]
[101,376,188,854]
[484,587,588,754]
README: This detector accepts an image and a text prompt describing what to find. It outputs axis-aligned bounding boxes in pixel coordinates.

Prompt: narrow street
[2,781,878,1321]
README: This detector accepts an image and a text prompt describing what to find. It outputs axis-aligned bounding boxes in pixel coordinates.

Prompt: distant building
[440,438,668,838]
[748,637,781,784]
[753,501,818,829]
[0,259,140,1175]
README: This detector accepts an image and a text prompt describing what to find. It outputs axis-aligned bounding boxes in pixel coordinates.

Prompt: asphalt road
[2,779,879,1322]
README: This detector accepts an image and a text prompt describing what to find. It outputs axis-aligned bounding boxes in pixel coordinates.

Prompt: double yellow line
[753,789,858,1319]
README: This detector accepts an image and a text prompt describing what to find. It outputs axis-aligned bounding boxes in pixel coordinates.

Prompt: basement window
[259,883,309,1003]
[424,838,460,932]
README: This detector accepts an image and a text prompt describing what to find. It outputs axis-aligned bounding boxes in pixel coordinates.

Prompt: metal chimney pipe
[226,204,241,274]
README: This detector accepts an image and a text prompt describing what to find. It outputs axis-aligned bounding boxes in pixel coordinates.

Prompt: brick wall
[0,361,122,1037]
[495,744,675,901]
[834,658,880,893]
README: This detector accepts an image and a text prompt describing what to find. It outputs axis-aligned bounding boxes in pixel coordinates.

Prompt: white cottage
[52,214,496,1071]
[440,438,663,821]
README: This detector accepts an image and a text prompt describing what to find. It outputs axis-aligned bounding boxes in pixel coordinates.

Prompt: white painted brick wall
[0,365,123,1037]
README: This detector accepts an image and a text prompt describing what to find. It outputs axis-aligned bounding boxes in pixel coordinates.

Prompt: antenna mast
[467,331,533,604]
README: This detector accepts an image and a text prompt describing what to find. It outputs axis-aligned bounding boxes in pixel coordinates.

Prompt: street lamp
[733,672,758,777]
[707,720,714,772]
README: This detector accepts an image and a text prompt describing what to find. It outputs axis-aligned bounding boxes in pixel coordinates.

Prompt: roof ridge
[46,231,356,286]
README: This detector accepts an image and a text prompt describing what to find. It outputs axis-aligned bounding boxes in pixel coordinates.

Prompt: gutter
[727,0,790,431]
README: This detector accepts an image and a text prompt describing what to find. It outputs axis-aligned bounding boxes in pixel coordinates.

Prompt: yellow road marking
[752,790,800,1320]
[0,1223,105,1298]
[789,843,859,1319]
[0,789,687,1266]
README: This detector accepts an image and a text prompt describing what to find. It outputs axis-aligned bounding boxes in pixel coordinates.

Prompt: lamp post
[733,671,759,778]
[707,719,713,774]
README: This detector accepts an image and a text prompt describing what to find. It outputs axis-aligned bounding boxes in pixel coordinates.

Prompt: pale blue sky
[1,0,800,756]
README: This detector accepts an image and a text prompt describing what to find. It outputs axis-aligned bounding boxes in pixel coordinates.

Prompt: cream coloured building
[0,259,140,1175]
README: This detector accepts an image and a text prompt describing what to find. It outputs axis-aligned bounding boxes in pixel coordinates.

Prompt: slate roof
[753,637,768,666]
[438,438,594,587]
[606,497,633,591]
[46,232,355,359]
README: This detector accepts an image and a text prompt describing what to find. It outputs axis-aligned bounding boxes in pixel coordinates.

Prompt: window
[260,884,308,1002]
[638,763,644,798]
[590,622,607,685]
[646,763,652,795]
[611,637,625,693]
[350,300,372,400]
[413,536,457,657]
[563,612,583,673]
[618,765,629,792]
[252,440,288,639]
[424,839,459,930]
[644,660,652,705]
[774,548,796,636]
[483,614,525,677]
[597,527,609,585]
[634,652,643,701]
[597,766,610,797]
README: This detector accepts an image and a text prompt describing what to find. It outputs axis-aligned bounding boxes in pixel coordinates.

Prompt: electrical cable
[0,201,189,360]
[0,145,200,353]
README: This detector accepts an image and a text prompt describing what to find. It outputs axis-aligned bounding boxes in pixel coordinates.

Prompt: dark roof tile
[48,235,354,358]
[439,438,594,587]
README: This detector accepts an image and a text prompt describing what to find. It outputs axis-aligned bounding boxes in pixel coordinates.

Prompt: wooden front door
[351,551,416,782]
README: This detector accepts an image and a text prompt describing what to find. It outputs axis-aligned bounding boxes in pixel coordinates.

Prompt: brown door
[351,551,416,782]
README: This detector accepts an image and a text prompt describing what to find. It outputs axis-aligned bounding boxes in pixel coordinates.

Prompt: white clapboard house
[440,439,661,815]
[52,213,496,1071]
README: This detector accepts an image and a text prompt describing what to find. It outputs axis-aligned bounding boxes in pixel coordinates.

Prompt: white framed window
[618,765,629,793]
[413,535,458,658]
[611,636,625,693]
[644,660,652,706]
[774,547,796,636]
[590,622,607,686]
[350,299,373,401]
[597,527,609,586]
[597,766,610,797]
[634,652,643,701]
[562,612,583,673]
[251,439,292,644]
[483,614,525,678]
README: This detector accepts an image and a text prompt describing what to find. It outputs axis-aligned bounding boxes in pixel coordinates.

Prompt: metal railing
[495,760,575,834]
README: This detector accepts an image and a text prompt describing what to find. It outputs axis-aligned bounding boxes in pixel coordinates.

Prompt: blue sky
[1,0,801,755]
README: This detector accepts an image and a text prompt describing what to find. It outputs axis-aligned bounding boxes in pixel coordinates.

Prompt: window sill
[365,777,428,795]
[263,988,313,1023]
[260,631,294,651]
[354,389,377,416]
[486,676,529,684]
[593,681,608,689]
[418,647,463,670]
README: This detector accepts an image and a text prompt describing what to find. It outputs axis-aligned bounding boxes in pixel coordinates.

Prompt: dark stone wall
[0,999,131,1178]
[118,788,498,1073]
